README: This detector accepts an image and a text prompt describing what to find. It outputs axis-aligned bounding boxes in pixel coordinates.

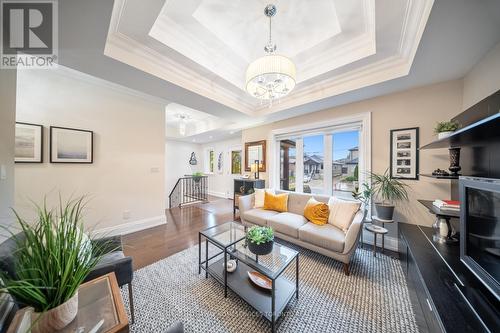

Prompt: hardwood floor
[122,196,235,270]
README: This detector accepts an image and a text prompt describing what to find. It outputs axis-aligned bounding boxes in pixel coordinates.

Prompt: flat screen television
[460,176,500,300]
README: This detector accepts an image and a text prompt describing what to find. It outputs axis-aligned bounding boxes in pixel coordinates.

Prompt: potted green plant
[0,197,107,333]
[352,181,374,220]
[434,120,460,139]
[370,170,409,220]
[192,172,203,183]
[246,226,274,255]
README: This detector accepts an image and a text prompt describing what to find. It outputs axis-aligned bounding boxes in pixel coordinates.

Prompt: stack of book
[433,199,460,211]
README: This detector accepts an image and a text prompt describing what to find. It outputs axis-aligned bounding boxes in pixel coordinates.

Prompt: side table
[372,216,394,252]
[365,224,388,257]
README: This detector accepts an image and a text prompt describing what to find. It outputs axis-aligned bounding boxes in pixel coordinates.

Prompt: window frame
[269,112,371,198]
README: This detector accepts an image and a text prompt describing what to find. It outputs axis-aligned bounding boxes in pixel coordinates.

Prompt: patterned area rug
[121,241,418,333]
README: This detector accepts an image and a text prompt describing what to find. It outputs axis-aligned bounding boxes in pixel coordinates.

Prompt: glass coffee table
[199,222,299,333]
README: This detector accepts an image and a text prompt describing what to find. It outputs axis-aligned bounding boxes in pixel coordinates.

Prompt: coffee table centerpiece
[246,226,274,255]
[199,222,299,333]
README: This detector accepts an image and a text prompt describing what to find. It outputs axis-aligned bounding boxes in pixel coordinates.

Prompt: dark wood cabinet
[399,223,498,333]
[233,179,265,218]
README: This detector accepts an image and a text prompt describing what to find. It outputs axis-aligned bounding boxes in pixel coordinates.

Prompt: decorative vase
[248,240,274,255]
[438,131,454,140]
[32,292,78,333]
[448,147,461,176]
[374,203,395,220]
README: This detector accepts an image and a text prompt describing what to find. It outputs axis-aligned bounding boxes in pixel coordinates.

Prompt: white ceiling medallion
[245,4,296,106]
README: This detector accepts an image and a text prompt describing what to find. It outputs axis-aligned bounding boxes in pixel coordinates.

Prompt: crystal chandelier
[246,4,296,106]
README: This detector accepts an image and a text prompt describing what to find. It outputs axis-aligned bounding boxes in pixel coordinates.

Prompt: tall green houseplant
[0,197,108,332]
[370,170,409,220]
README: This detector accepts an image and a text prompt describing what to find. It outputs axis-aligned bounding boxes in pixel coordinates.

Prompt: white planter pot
[438,131,454,140]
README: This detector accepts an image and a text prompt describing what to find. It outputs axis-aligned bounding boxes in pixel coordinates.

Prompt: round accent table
[372,216,394,253]
[364,224,388,257]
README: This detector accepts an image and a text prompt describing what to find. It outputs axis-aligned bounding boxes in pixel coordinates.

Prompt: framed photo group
[390,127,419,180]
[15,123,93,164]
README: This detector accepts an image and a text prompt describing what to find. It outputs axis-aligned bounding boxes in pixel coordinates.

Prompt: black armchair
[0,233,135,324]
[84,235,134,323]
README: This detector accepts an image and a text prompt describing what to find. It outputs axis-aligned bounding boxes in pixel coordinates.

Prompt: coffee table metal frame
[198,222,299,333]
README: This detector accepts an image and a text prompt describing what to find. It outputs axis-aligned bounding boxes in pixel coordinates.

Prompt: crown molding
[105,0,434,116]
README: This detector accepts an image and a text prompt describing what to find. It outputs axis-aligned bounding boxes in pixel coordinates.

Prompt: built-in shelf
[420,173,459,179]
[420,113,500,150]
[417,199,460,218]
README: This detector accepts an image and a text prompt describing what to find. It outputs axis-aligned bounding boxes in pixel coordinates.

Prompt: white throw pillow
[327,197,361,232]
[254,188,275,208]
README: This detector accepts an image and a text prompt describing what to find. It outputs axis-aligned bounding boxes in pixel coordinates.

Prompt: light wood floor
[122,196,235,270]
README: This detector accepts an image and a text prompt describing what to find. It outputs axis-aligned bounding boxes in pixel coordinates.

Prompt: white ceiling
[165,102,235,139]
[105,0,430,115]
[58,0,500,143]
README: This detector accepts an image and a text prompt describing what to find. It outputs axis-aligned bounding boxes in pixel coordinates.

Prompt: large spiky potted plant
[370,170,409,220]
[0,197,107,333]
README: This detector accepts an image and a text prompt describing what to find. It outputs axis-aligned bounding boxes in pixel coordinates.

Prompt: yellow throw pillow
[263,192,289,212]
[304,197,330,225]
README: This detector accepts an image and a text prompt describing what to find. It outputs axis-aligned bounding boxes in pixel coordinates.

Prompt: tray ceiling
[105,0,434,116]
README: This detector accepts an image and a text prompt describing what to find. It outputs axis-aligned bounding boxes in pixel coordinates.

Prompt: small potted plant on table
[370,170,409,220]
[246,226,274,255]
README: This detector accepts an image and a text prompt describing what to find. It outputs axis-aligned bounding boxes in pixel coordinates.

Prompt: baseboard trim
[94,215,167,237]
[209,191,229,199]
[360,232,399,252]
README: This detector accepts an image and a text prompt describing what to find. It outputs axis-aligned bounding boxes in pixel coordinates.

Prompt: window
[303,135,324,194]
[332,130,360,199]
[272,113,370,198]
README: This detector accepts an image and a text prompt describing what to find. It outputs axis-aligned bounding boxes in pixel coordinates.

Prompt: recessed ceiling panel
[192,0,341,62]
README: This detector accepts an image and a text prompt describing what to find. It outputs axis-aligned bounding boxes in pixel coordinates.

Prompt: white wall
[15,67,166,235]
[165,140,202,207]
[0,69,17,241]
[462,41,500,110]
[202,137,242,199]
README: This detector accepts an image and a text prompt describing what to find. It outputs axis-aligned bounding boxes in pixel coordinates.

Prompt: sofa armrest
[238,194,255,218]
[342,210,364,254]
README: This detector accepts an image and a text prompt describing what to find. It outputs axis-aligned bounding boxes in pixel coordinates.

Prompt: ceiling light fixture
[246,4,296,107]
[177,114,190,136]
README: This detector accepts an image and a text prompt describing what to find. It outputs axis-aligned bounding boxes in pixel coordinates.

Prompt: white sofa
[239,191,364,275]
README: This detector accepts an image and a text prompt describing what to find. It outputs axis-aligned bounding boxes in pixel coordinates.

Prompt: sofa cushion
[299,223,345,252]
[243,208,279,226]
[268,212,308,238]
[284,191,330,215]
[303,197,329,225]
[327,198,361,232]
[263,192,289,212]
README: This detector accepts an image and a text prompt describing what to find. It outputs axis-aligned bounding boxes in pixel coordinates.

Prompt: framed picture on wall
[231,150,242,174]
[15,122,43,163]
[50,126,93,163]
[390,127,419,180]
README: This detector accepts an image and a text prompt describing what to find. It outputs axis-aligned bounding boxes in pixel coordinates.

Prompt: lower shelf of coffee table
[207,257,296,322]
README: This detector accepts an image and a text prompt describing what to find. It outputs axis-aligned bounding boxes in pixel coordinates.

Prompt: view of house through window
[333,131,360,196]
[277,128,361,197]
[303,135,324,194]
